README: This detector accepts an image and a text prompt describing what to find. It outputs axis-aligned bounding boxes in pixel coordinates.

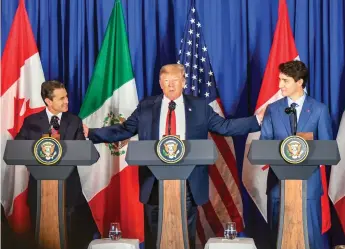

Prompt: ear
[159,78,164,90]
[297,79,304,87]
[182,78,186,88]
[44,98,51,106]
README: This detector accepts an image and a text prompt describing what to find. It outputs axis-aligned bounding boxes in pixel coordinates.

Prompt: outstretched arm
[259,105,274,140]
[207,103,261,136]
[86,105,140,144]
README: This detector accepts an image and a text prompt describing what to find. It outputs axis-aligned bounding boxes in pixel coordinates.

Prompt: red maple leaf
[7,96,45,138]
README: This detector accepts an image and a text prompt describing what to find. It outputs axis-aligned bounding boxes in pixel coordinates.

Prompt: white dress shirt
[287,93,306,122]
[46,108,62,124]
[159,95,186,140]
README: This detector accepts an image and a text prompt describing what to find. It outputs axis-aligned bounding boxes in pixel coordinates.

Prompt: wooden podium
[125,140,218,249]
[3,140,99,249]
[248,140,340,249]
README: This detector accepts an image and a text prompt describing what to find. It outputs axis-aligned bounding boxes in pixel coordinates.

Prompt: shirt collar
[287,93,306,107]
[163,94,184,106]
[46,108,63,121]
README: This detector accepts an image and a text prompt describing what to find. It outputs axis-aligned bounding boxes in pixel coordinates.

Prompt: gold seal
[33,137,63,165]
[280,135,309,164]
[156,135,186,164]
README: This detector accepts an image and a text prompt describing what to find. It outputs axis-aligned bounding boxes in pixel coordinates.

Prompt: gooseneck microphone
[49,115,60,137]
[167,101,176,135]
[285,103,297,135]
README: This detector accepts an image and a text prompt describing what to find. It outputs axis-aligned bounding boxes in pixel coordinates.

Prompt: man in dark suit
[260,61,333,249]
[83,64,263,249]
[15,80,98,249]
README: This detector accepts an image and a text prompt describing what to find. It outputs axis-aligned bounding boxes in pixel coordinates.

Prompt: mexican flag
[78,0,144,242]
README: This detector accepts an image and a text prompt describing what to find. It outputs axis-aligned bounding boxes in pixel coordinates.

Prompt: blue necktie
[289,103,298,135]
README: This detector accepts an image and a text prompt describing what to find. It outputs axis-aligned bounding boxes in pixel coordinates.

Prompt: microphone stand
[48,125,52,137]
[291,108,297,136]
[167,101,176,136]
[168,109,172,135]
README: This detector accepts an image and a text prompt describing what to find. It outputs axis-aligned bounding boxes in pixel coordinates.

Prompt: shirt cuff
[255,115,262,126]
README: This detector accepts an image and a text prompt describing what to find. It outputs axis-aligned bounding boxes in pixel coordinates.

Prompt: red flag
[242,0,331,234]
[1,0,45,234]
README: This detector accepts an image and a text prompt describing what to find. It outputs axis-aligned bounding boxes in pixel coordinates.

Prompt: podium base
[37,180,66,249]
[157,180,190,249]
[278,180,309,249]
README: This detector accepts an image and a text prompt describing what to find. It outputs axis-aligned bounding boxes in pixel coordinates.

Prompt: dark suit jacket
[260,96,333,199]
[89,94,260,205]
[15,109,86,208]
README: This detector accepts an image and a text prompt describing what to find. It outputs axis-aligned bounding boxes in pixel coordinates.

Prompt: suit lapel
[297,96,312,132]
[151,94,163,140]
[183,95,194,140]
[59,112,70,140]
[38,110,50,135]
[278,98,292,135]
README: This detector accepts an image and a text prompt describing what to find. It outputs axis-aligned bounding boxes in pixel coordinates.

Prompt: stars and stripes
[178,3,244,247]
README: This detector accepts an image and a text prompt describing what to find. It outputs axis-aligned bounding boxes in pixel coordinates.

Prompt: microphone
[49,116,60,137]
[168,101,176,111]
[285,103,297,135]
[50,116,60,131]
[285,107,295,115]
[167,101,176,135]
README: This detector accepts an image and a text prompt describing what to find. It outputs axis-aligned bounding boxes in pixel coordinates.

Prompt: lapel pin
[188,108,192,111]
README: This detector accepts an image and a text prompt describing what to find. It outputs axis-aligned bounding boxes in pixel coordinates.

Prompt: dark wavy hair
[279,61,309,88]
[41,80,65,106]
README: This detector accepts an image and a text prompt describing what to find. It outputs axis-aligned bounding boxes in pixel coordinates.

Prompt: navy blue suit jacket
[89,94,260,205]
[260,96,333,199]
[15,109,86,208]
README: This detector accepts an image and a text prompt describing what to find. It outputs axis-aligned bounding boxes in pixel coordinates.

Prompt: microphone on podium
[285,103,297,135]
[167,101,176,135]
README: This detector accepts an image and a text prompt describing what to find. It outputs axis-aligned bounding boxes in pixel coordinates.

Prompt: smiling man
[83,63,264,249]
[15,80,98,249]
[260,61,333,249]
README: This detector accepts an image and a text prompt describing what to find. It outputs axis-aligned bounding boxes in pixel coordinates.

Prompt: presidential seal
[103,112,129,156]
[33,137,62,165]
[156,135,186,164]
[280,135,309,164]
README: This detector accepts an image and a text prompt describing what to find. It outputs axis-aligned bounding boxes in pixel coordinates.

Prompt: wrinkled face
[279,73,303,99]
[45,88,69,114]
[159,71,186,101]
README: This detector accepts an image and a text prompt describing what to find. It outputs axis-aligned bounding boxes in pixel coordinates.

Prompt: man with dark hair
[16,80,98,249]
[261,60,333,249]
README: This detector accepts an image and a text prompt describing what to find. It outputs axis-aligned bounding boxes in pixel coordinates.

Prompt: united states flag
[177,4,244,247]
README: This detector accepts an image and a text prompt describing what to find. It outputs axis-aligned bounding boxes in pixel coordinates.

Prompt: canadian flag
[242,0,330,234]
[1,0,45,234]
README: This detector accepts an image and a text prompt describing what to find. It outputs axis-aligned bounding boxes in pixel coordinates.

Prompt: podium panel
[3,140,99,249]
[126,140,217,249]
[248,140,340,249]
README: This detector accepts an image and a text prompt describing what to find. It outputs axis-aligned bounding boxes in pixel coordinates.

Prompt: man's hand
[83,124,89,138]
[256,105,267,125]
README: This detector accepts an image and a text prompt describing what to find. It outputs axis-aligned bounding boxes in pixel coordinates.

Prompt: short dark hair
[279,61,309,88]
[41,80,65,105]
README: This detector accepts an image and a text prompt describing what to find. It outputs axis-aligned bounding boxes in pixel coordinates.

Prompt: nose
[279,80,284,89]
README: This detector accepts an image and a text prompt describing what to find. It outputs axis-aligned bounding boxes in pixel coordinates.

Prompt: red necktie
[165,101,176,135]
